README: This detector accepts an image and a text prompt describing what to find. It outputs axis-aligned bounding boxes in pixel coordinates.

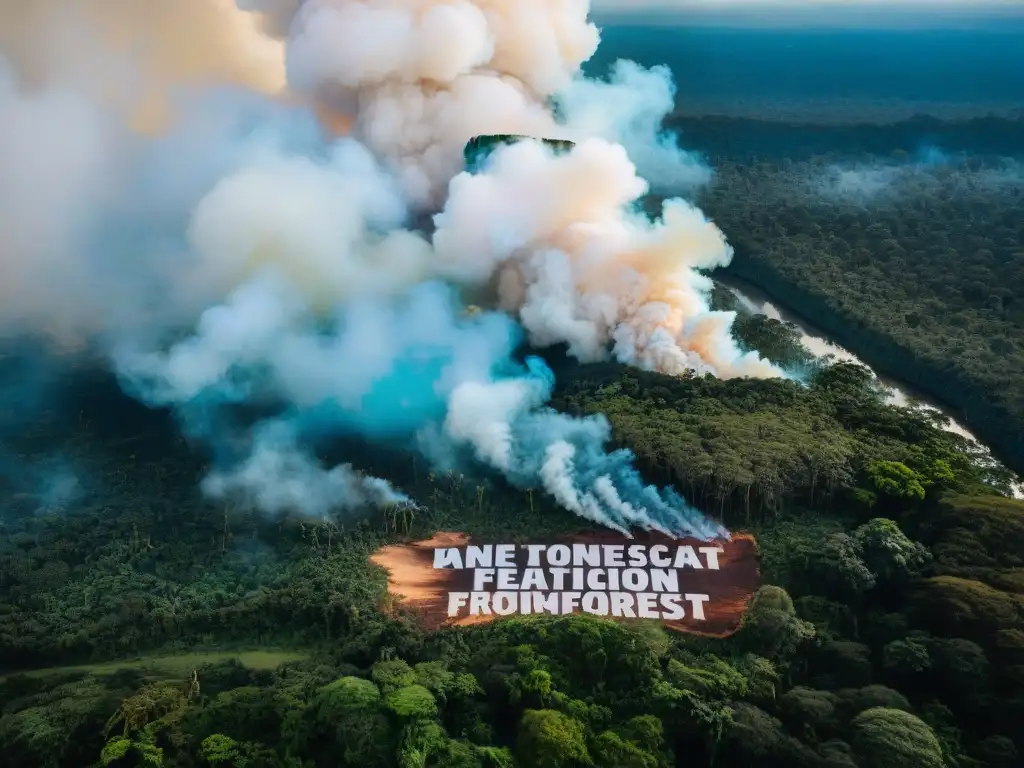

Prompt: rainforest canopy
[463,134,576,173]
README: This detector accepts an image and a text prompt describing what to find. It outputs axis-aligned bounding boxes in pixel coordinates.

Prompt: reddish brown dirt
[370,530,760,636]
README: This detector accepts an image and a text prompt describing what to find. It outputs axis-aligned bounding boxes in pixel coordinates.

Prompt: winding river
[717,276,1023,498]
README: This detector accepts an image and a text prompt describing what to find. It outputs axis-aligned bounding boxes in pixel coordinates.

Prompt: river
[717,275,1023,498]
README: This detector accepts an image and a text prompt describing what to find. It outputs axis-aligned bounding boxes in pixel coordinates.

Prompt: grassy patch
[2,649,308,682]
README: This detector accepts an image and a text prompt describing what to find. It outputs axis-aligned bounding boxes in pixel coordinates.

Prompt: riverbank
[718,273,1022,500]
[721,253,1024,480]
[718,276,976,438]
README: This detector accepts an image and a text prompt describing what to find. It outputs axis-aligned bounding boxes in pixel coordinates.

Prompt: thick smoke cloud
[0,0,778,538]
[0,66,123,341]
[242,0,711,204]
[555,60,713,192]
[434,137,772,377]
[0,0,284,128]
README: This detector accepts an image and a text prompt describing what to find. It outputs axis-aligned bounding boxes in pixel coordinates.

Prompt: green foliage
[738,585,817,662]
[778,686,838,739]
[517,709,590,768]
[411,662,455,698]
[315,675,381,718]
[911,576,1024,639]
[373,660,417,692]
[312,676,391,767]
[179,686,277,745]
[883,638,932,676]
[914,495,1024,592]
[0,676,121,767]
[199,734,242,765]
[867,461,928,501]
[665,656,747,700]
[590,719,669,768]
[591,730,655,768]
[100,737,164,766]
[696,148,1024,479]
[818,533,877,596]
[100,739,133,765]
[853,518,931,583]
[836,685,912,719]
[734,654,781,705]
[463,135,576,172]
[727,308,817,371]
[0,393,1019,768]
[717,702,819,765]
[850,707,945,768]
[386,685,438,720]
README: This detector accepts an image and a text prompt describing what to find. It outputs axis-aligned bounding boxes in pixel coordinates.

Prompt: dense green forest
[2,301,1023,767]
[665,113,1024,477]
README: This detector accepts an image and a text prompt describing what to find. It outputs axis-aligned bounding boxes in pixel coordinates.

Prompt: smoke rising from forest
[810,146,1024,205]
[0,0,778,538]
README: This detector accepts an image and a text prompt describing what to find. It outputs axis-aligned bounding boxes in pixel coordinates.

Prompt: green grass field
[1,649,308,682]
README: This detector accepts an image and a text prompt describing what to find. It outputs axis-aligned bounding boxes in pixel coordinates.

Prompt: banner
[370,530,759,636]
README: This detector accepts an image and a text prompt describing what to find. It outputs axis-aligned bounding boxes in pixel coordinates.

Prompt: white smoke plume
[555,59,713,192]
[434,137,776,378]
[0,0,778,536]
[241,0,588,206]
[242,0,711,204]
[202,419,416,517]
[809,152,1024,206]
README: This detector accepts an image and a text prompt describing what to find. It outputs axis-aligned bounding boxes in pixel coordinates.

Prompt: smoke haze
[0,0,780,538]
[809,146,1024,205]
[0,0,285,129]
